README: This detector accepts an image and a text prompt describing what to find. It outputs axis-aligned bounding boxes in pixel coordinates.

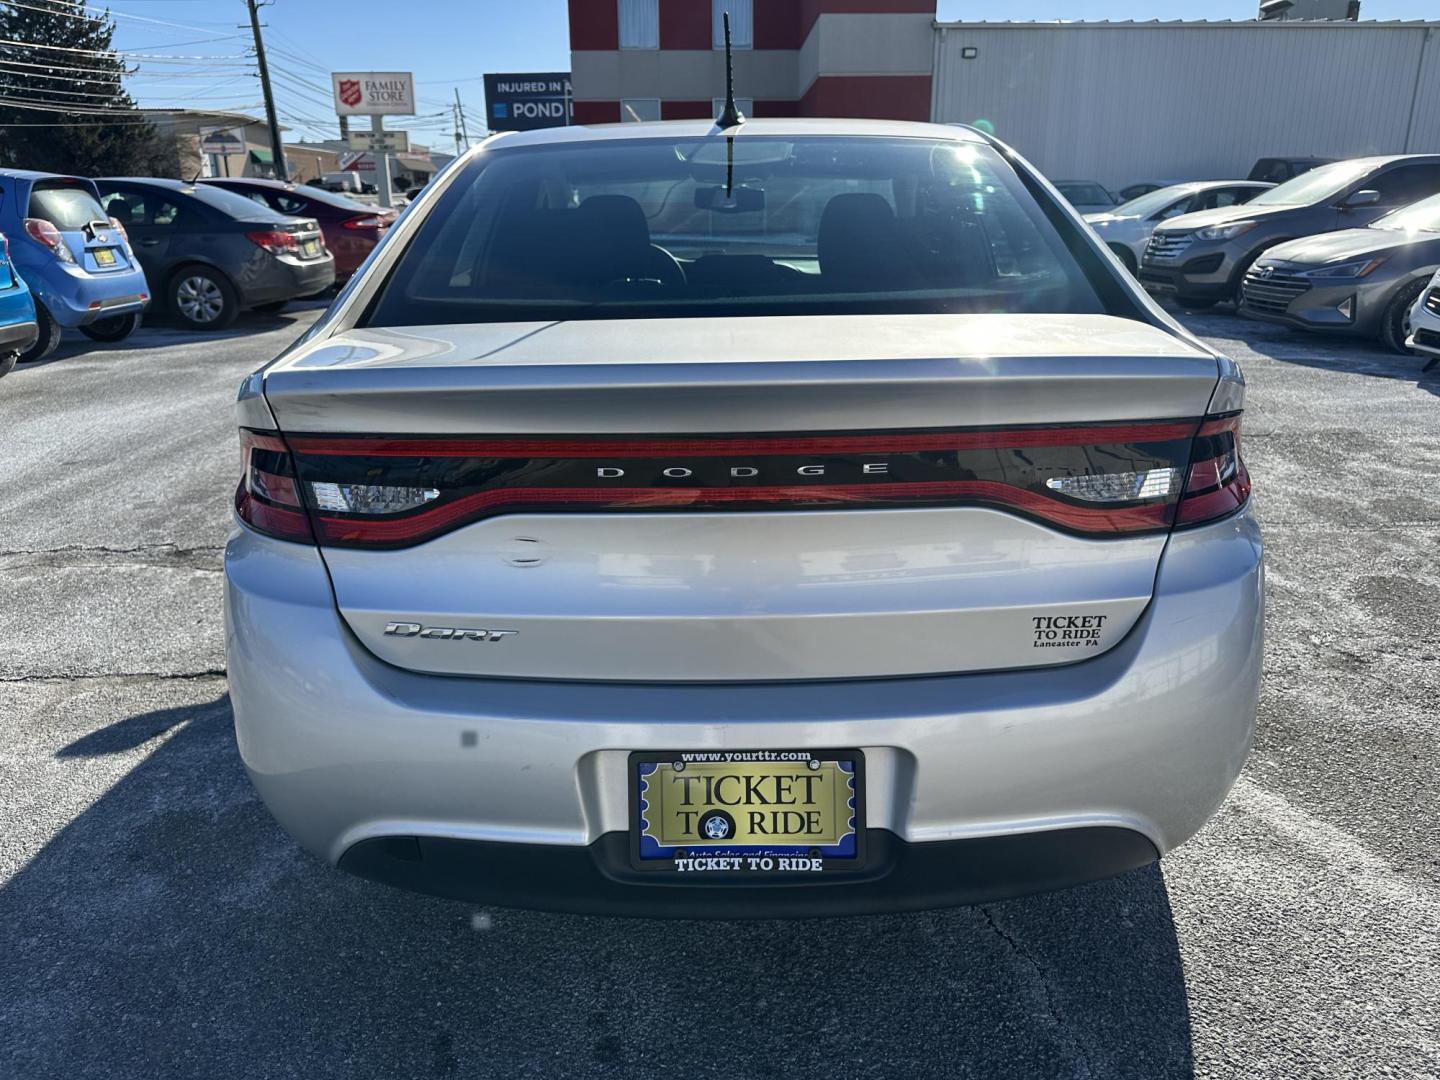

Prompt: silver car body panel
[225,505,1262,865]
[262,313,1219,434]
[329,507,1165,681]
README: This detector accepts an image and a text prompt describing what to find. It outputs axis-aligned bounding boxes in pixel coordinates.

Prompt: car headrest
[576,195,653,254]
[817,193,903,284]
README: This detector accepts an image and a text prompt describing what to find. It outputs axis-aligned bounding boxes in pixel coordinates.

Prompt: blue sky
[100,0,1436,149]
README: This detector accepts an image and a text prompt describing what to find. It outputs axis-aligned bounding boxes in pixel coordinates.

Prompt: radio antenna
[716,11,745,129]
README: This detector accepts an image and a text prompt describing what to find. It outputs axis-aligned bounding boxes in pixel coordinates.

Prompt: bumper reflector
[1045,468,1179,502]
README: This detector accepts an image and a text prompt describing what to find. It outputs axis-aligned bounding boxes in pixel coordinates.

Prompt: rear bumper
[339,827,1159,918]
[33,264,149,327]
[225,508,1263,916]
[0,319,37,353]
[240,254,335,306]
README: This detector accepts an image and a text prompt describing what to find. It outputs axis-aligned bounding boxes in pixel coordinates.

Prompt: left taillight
[1175,413,1251,527]
[235,429,314,543]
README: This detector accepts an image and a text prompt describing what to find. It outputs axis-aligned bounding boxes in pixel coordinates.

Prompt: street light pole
[245,0,287,181]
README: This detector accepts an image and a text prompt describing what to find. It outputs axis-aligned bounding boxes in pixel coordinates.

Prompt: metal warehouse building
[568,3,1439,189]
[931,19,1440,190]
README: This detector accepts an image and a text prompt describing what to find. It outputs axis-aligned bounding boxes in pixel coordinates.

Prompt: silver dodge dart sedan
[224,118,1263,918]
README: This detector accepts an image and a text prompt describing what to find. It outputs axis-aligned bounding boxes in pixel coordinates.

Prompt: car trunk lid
[259,312,1222,682]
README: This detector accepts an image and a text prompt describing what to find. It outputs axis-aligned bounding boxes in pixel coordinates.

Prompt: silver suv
[1140,155,1440,309]
[225,120,1262,917]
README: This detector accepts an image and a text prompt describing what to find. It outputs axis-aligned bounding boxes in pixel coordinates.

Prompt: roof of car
[200,177,293,189]
[0,169,85,181]
[482,117,988,152]
[95,177,204,188]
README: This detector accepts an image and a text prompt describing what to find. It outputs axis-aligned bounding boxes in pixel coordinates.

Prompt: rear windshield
[182,184,290,221]
[28,181,108,229]
[364,135,1109,326]
[1056,182,1113,206]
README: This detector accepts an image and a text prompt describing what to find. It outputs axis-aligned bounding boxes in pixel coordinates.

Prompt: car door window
[1365,165,1440,207]
[146,195,184,226]
[100,190,146,226]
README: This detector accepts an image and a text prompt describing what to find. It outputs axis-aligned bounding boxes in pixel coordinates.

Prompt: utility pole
[452,100,463,157]
[454,87,470,149]
[245,0,287,181]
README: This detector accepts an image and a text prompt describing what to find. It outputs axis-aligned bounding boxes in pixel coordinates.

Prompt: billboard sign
[332,71,416,116]
[483,72,571,131]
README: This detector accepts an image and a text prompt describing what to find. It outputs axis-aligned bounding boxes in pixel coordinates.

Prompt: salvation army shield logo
[338,79,362,108]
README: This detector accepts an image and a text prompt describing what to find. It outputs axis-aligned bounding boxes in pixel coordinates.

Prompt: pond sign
[483,73,572,131]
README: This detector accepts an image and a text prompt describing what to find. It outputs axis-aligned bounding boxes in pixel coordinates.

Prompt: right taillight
[246,229,299,255]
[24,217,75,263]
[342,214,385,230]
[235,430,314,543]
[1175,413,1251,527]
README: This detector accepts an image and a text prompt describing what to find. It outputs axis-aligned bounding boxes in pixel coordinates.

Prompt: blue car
[0,170,149,361]
[0,230,38,378]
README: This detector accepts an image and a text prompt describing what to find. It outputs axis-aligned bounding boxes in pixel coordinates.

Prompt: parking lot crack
[0,543,224,558]
[0,669,227,684]
[979,906,1095,1078]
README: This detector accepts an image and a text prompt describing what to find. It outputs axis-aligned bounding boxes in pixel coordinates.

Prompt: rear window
[28,181,108,229]
[183,184,290,221]
[365,135,1108,326]
[1056,182,1113,206]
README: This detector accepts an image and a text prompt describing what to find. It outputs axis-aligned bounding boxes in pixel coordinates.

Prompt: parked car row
[1054,156,1333,217]
[1130,154,1440,354]
[0,169,397,375]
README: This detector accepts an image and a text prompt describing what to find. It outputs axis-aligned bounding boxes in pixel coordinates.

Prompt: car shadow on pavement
[2,692,1196,1080]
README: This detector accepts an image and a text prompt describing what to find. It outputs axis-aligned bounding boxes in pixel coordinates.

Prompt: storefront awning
[248,148,274,165]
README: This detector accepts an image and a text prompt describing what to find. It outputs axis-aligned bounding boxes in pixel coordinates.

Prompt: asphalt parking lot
[1,306,1436,1080]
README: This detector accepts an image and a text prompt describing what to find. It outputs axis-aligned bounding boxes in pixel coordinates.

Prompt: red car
[199,178,395,285]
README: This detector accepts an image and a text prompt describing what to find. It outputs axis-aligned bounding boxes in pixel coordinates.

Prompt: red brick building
[567,1,937,124]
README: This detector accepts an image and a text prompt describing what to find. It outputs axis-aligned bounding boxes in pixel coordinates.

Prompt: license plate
[301,239,320,258]
[630,750,863,875]
[93,248,117,266]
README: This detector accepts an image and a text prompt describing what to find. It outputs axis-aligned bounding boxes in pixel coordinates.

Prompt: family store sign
[331,71,416,116]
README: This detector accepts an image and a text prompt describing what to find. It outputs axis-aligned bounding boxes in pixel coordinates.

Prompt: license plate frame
[93,247,117,267]
[301,239,320,258]
[628,749,865,876]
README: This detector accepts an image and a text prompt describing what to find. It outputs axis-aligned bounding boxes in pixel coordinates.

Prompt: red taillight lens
[108,216,128,242]
[235,430,314,543]
[24,217,74,263]
[1175,414,1251,526]
[342,214,385,230]
[246,229,299,255]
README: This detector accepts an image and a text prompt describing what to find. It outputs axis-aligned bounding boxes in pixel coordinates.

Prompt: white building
[930,19,1440,190]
